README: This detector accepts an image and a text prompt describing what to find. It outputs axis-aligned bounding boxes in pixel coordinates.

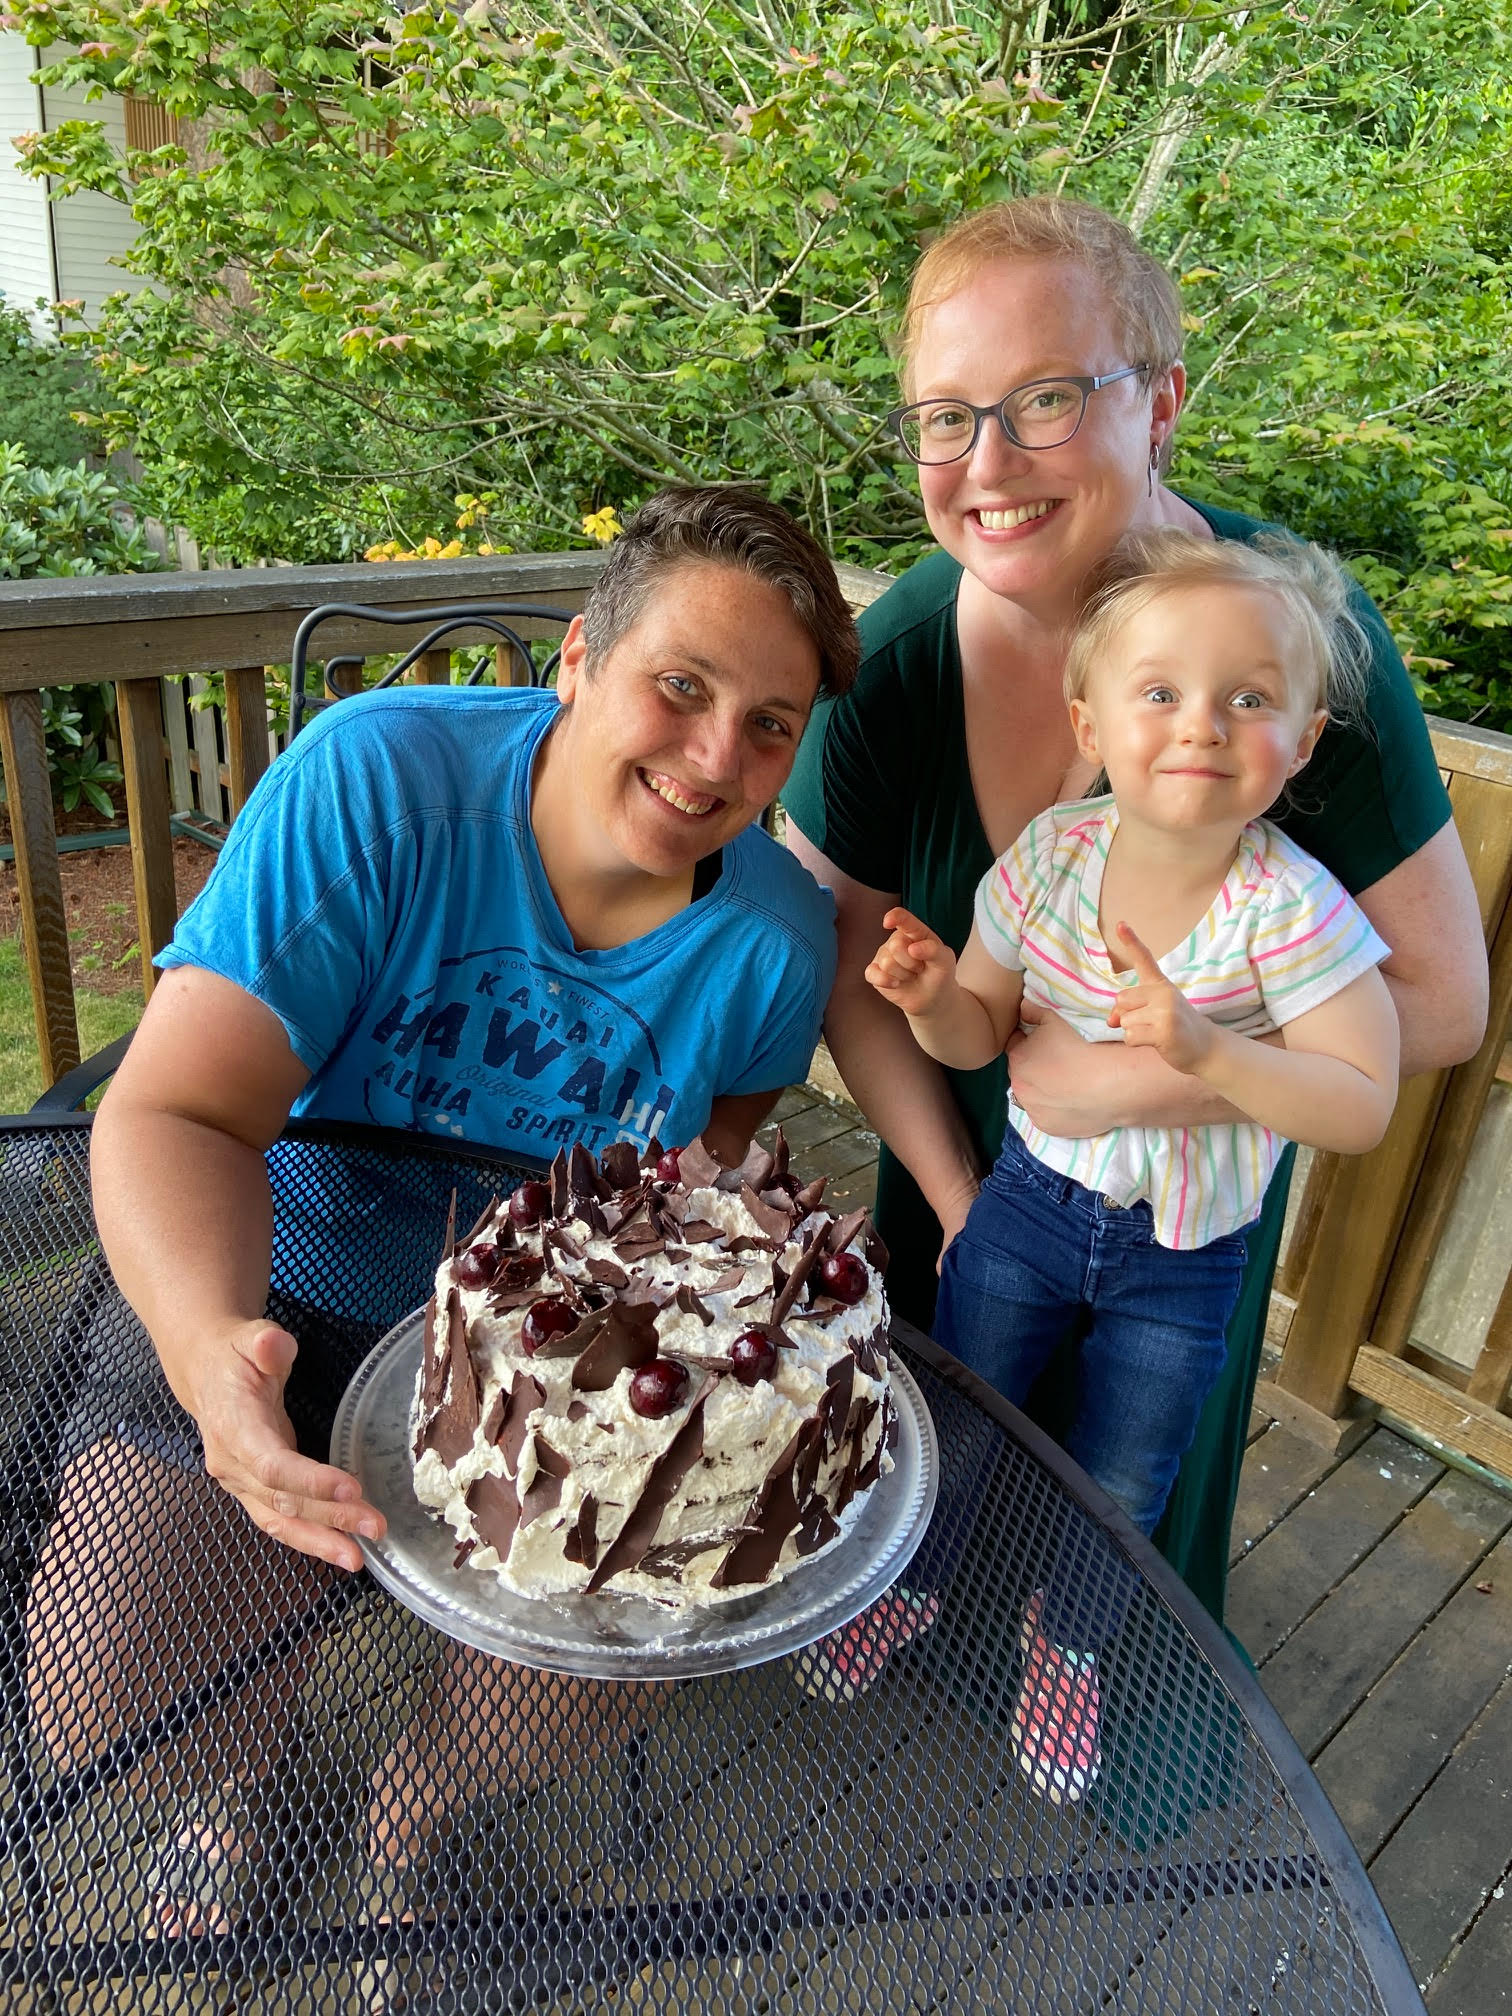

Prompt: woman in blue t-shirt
[31,486,858,1943]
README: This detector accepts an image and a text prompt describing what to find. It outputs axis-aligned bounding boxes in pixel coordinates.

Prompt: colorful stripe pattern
[973,797,1389,1250]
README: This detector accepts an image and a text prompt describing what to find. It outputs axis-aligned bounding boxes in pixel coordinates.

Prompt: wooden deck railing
[1,556,1510,1479]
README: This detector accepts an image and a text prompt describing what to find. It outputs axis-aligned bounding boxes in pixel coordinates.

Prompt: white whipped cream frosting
[411,1180,892,1609]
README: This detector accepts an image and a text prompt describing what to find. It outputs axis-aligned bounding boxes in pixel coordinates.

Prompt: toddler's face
[1069,583,1328,836]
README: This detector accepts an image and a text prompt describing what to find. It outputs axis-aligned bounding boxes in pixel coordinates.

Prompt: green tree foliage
[0,305,102,467]
[12,0,1512,727]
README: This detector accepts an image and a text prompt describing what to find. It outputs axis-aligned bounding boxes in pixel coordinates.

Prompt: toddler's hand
[865,907,957,1018]
[1107,923,1215,1074]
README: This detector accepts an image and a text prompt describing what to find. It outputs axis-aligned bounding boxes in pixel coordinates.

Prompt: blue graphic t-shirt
[160,687,837,1163]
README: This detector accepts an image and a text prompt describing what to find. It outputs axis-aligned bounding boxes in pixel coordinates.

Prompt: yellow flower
[582,506,624,545]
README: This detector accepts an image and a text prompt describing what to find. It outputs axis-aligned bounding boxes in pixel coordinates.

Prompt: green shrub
[0,444,162,815]
[0,305,102,469]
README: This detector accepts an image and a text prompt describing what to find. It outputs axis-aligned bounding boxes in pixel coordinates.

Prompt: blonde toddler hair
[1064,529,1371,725]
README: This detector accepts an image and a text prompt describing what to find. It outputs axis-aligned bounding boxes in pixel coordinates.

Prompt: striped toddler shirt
[973,796,1390,1250]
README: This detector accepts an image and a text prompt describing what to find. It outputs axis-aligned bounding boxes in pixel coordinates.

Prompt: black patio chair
[287,598,577,739]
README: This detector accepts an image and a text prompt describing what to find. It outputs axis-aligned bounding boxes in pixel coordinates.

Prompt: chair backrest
[288,600,577,739]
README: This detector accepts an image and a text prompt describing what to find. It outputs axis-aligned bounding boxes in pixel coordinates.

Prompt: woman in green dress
[782,197,1488,1629]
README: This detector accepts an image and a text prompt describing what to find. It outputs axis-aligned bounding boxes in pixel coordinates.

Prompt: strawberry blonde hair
[898,197,1185,398]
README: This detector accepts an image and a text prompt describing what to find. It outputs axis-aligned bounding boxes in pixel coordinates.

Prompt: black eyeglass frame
[887,363,1154,465]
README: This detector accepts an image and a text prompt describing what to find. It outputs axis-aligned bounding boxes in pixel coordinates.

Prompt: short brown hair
[581,486,860,699]
[899,197,1184,396]
[1064,529,1370,723]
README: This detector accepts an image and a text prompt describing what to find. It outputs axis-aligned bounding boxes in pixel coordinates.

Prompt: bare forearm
[902,988,1003,1073]
[1193,1030,1395,1153]
[824,977,984,1217]
[1387,970,1472,1080]
[92,1094,276,1415]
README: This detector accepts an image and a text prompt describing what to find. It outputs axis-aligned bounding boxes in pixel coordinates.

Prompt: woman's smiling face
[552,559,822,878]
[908,256,1181,615]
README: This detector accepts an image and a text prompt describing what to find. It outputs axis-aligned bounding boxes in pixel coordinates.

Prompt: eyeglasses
[887,365,1153,465]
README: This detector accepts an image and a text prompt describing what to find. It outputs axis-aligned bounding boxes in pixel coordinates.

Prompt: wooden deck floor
[762,1084,1512,2010]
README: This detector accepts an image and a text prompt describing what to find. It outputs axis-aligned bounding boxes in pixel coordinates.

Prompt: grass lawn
[1,934,143,1114]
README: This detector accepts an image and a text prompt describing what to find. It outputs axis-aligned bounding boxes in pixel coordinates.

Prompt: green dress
[783,498,1451,1633]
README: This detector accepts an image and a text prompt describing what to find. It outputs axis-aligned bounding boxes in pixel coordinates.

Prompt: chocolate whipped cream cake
[410,1133,896,1609]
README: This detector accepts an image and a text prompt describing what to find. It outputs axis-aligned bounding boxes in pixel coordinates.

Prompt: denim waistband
[993,1122,1154,1223]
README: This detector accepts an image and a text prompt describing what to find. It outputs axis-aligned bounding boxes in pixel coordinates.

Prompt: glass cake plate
[331,1303,938,1680]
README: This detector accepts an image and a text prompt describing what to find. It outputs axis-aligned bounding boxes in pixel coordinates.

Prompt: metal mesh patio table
[0,1116,1423,2013]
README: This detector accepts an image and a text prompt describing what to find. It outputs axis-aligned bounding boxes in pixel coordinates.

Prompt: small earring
[1147,442,1159,498]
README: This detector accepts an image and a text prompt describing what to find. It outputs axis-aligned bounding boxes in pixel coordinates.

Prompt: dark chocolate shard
[521,1434,571,1526]
[793,1177,829,1214]
[577,1193,610,1237]
[854,1399,892,1493]
[566,1399,589,1423]
[528,1303,609,1361]
[675,1137,723,1191]
[571,1299,661,1392]
[770,1125,790,1180]
[794,1407,827,1505]
[740,1182,793,1242]
[441,1188,458,1262]
[586,1257,630,1290]
[466,1469,520,1562]
[601,1141,640,1192]
[771,1223,830,1327]
[676,1218,725,1245]
[826,1209,869,1258]
[481,1385,505,1446]
[461,1194,499,1248]
[675,1283,715,1326]
[853,1320,889,1378]
[549,1148,570,1218]
[825,1353,855,1451]
[833,1398,879,1514]
[585,1384,713,1593]
[453,1535,477,1569]
[486,1251,545,1308]
[760,1185,800,1219]
[418,1293,445,1412]
[568,1142,598,1205]
[491,1370,546,1478]
[736,1142,776,1194]
[863,1221,890,1273]
[703,1265,747,1296]
[546,1223,586,1264]
[727,1234,781,1256]
[422,1287,479,1465]
[563,1492,599,1570]
[643,1135,665,1170]
[712,1424,814,1589]
[796,1500,841,1557]
[658,1185,689,1225]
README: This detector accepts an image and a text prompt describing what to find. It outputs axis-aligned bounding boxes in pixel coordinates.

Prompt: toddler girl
[867,530,1400,1803]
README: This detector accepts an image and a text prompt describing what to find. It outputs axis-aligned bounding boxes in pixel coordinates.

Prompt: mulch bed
[0,798,220,998]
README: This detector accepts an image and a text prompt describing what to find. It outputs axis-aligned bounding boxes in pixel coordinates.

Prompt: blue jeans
[935,1127,1251,1648]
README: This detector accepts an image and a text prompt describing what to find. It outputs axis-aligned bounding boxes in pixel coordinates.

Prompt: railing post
[222,666,270,816]
[115,677,179,1004]
[413,648,451,686]
[0,689,80,1083]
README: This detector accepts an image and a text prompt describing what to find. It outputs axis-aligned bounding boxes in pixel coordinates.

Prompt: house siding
[0,35,56,329]
[0,32,145,326]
